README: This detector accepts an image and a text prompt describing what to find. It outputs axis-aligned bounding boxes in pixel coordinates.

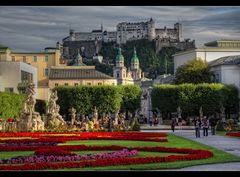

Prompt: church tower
[147,17,156,41]
[113,47,127,85]
[131,47,139,70]
[116,48,125,67]
[130,47,142,83]
[75,49,84,66]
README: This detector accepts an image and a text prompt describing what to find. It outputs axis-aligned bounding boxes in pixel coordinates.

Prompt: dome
[131,47,139,63]
[116,48,124,62]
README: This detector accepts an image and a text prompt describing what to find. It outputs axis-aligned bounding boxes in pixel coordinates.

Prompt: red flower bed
[0,146,213,170]
[34,149,75,156]
[0,132,214,170]
[226,132,240,137]
[0,132,168,138]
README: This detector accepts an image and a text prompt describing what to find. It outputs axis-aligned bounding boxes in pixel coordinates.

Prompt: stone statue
[92,106,98,124]
[220,105,226,122]
[46,90,66,129]
[17,83,44,131]
[177,106,182,119]
[68,107,76,126]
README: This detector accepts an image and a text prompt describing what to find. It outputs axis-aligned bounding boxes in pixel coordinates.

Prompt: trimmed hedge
[0,92,25,120]
[151,83,239,116]
[55,85,141,116]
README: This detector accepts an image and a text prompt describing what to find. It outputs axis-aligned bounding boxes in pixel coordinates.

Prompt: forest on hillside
[86,39,182,79]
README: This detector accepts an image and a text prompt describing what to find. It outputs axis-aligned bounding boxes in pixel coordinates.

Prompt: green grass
[1,133,240,170]
[57,133,240,170]
[0,151,34,159]
[216,131,227,136]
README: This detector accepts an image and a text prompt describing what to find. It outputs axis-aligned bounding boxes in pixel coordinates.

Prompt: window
[45,55,49,62]
[87,83,91,85]
[64,83,68,86]
[33,56,37,62]
[11,56,15,61]
[55,83,59,87]
[117,72,120,78]
[5,88,14,93]
[98,83,102,85]
[74,83,78,86]
[44,68,49,76]
[23,56,27,63]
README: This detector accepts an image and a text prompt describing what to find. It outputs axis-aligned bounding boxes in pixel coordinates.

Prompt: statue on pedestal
[46,90,66,129]
[68,107,77,126]
[220,105,226,123]
[17,83,44,131]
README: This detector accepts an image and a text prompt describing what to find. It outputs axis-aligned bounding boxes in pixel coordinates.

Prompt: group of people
[171,116,218,138]
[193,116,218,138]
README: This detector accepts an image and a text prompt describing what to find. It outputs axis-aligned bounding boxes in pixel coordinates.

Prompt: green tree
[120,85,142,115]
[175,58,212,84]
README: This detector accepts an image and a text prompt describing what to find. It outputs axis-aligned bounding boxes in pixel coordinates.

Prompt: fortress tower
[147,18,156,41]
[174,23,183,42]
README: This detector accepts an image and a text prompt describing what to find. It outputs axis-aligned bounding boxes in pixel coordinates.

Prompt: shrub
[0,92,25,120]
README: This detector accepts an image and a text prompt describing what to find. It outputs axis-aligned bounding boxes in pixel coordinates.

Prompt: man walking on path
[202,116,209,137]
[193,117,201,138]
[209,117,217,135]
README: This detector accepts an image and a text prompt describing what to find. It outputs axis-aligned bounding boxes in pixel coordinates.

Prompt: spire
[75,49,83,65]
[131,47,139,64]
[116,47,124,62]
[101,24,103,32]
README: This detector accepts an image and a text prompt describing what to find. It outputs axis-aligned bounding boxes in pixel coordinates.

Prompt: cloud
[0,6,239,51]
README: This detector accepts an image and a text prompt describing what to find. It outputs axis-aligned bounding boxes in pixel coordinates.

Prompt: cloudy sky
[0,6,240,52]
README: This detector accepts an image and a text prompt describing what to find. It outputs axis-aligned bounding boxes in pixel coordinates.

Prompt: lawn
[1,133,240,170]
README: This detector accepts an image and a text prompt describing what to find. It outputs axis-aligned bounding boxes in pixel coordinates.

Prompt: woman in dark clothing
[171,118,176,132]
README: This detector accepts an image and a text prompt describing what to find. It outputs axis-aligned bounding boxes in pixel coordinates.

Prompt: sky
[0,6,240,52]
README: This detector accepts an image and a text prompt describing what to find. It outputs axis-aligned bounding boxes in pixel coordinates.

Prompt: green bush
[55,85,141,116]
[119,85,142,114]
[0,92,25,120]
[151,83,239,117]
[216,121,225,131]
[130,117,140,131]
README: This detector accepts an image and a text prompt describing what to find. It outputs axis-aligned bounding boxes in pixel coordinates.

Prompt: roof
[209,55,240,67]
[49,67,114,80]
[131,47,139,63]
[116,48,124,62]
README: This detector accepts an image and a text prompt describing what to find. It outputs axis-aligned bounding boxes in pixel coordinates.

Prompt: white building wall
[174,51,196,73]
[0,61,37,97]
[174,49,240,73]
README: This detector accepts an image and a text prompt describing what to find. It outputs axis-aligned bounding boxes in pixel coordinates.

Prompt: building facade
[209,55,240,92]
[117,18,183,44]
[0,61,37,96]
[0,46,63,100]
[113,47,142,85]
[173,40,240,73]
[60,19,193,60]
[48,65,117,88]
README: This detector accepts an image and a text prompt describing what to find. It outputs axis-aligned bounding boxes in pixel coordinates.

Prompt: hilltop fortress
[60,18,195,60]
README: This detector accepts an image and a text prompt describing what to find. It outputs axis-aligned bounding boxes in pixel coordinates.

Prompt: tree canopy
[175,58,212,84]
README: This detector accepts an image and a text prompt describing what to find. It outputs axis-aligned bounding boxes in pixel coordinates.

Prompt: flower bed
[0,132,214,170]
[226,132,240,137]
[6,149,138,164]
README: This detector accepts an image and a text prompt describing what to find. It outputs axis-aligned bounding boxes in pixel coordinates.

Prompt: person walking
[171,118,176,132]
[209,116,217,135]
[202,116,209,137]
[193,117,201,138]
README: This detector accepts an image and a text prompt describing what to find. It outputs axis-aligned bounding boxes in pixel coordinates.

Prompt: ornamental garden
[0,82,240,170]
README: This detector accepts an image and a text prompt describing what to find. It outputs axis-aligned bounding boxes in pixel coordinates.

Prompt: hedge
[0,92,25,120]
[151,83,239,117]
[54,85,141,116]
